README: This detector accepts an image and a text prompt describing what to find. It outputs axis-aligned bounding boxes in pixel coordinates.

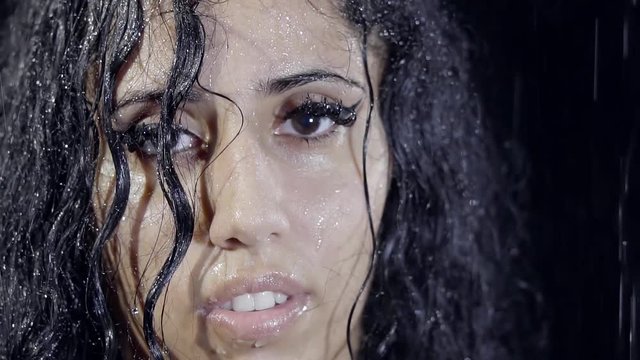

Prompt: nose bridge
[207,133,287,248]
[221,141,262,214]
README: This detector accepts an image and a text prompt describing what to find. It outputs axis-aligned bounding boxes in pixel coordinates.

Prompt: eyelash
[119,96,360,157]
[275,96,360,144]
[121,122,204,158]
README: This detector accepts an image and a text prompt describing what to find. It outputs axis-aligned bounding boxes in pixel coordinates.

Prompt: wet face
[94,0,389,359]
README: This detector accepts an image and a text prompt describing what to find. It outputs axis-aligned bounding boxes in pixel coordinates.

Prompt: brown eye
[275,112,336,138]
[291,112,328,135]
[274,98,358,140]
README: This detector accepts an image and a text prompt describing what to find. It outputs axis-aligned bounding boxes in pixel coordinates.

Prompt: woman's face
[94,1,389,359]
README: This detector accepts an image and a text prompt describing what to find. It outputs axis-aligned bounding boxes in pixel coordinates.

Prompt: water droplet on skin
[131,307,139,315]
[315,215,325,250]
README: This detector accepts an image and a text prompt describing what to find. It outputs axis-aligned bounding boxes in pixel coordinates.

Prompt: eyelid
[112,102,157,132]
[114,100,205,137]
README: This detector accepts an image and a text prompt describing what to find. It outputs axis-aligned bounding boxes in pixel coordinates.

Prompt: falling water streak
[632,286,637,360]
[618,153,630,359]
[621,2,639,358]
[619,130,639,359]
[593,18,600,102]
[623,16,630,60]
[627,131,640,360]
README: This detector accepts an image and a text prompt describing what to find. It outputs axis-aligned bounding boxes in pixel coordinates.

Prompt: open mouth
[219,290,290,312]
[200,273,311,343]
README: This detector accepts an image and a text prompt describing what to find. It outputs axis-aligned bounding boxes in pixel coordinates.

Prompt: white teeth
[226,291,290,312]
[231,293,254,312]
[274,292,288,304]
[254,291,276,311]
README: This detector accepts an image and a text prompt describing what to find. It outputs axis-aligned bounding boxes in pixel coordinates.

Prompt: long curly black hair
[0,0,546,359]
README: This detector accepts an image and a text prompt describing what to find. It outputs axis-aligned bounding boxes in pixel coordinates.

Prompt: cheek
[94,153,156,215]
[291,179,366,251]
[282,122,389,265]
[118,189,176,271]
[281,168,376,282]
[96,154,176,288]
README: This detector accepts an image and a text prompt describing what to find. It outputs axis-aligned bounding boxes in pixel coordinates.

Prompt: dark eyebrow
[116,70,362,109]
[258,70,364,95]
[115,87,205,110]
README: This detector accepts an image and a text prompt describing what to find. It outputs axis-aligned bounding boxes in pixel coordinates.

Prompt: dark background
[454,0,640,359]
[0,0,638,359]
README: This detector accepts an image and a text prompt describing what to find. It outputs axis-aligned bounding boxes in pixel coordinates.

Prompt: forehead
[209,0,351,54]
[119,0,360,97]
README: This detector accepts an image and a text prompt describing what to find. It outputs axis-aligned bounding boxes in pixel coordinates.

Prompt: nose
[206,135,289,250]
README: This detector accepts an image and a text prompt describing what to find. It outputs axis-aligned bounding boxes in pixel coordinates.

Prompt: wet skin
[94,1,389,359]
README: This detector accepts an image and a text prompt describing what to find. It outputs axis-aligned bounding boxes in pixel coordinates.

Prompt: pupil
[292,113,321,135]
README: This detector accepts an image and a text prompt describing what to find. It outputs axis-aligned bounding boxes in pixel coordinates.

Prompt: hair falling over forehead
[0,0,546,359]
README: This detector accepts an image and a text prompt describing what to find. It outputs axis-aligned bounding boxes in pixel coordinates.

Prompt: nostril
[216,237,245,250]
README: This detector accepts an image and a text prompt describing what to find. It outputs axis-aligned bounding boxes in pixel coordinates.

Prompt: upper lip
[203,272,308,310]
[199,271,313,343]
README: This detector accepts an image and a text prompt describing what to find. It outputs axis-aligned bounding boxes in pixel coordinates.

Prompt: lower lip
[203,294,310,341]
